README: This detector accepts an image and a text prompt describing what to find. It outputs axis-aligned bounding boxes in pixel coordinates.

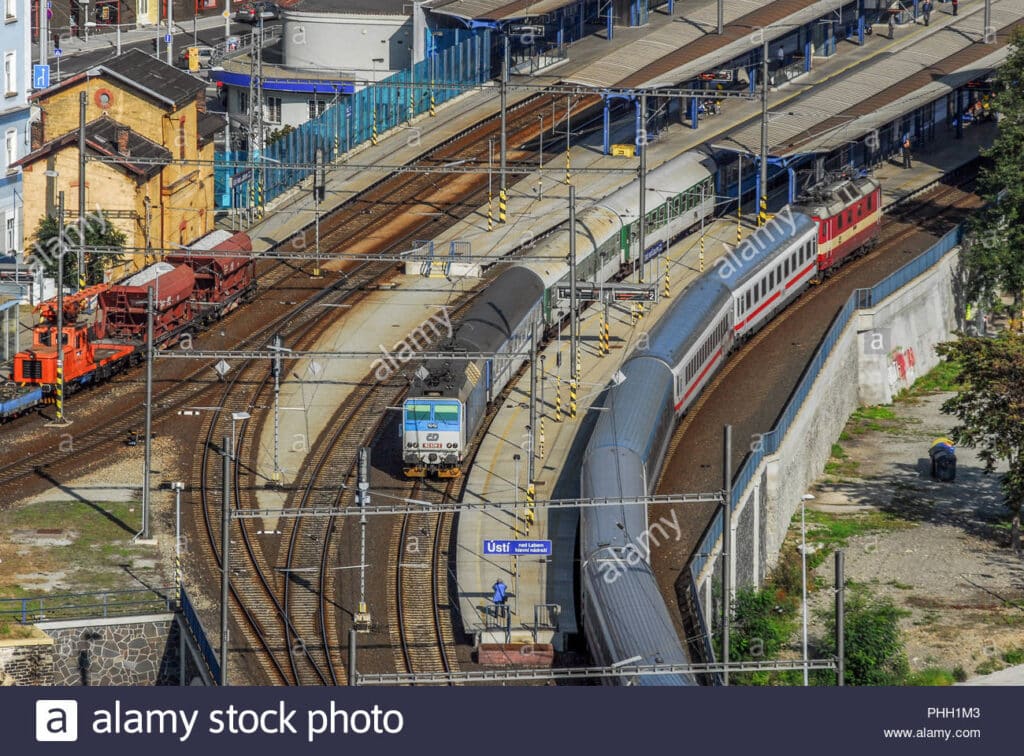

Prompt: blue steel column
[955,88,963,139]
[603,98,611,154]
[804,40,811,71]
[668,0,674,12]
[913,0,919,21]
[858,15,865,44]
[788,167,797,203]
[635,97,643,154]
[607,4,613,40]
[689,96,698,128]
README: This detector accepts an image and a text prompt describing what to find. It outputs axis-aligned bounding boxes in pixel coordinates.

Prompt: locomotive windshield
[405,403,432,422]
[433,404,460,425]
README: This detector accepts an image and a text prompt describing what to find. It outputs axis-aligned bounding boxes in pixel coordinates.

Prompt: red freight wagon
[166,231,255,306]
[97,262,196,341]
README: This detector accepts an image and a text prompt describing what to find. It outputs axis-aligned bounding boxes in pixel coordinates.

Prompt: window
[266,96,282,124]
[5,210,14,252]
[5,0,15,19]
[4,51,14,96]
[308,99,327,119]
[238,91,248,112]
[867,193,874,211]
[406,404,432,422]
[4,128,14,170]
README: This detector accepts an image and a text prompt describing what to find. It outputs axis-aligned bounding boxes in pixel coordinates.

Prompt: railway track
[0,88,599,500]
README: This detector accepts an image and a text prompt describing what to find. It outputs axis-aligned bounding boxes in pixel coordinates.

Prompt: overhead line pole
[220,435,232,686]
[759,38,769,227]
[78,91,87,292]
[499,34,509,223]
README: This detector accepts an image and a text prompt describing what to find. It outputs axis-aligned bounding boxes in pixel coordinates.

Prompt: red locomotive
[794,174,882,275]
[12,231,255,395]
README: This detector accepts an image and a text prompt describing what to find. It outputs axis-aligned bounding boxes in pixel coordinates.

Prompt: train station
[1,0,1023,719]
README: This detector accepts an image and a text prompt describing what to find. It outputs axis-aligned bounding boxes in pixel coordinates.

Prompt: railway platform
[455,216,741,652]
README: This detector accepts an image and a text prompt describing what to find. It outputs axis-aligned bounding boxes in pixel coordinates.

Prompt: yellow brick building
[17,49,224,274]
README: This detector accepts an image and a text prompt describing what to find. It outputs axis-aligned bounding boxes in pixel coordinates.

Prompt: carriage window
[867,194,874,211]
[405,404,432,422]
[746,290,752,310]
[434,405,460,423]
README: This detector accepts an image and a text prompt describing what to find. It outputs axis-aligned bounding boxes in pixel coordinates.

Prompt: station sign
[556,283,657,303]
[699,70,734,82]
[231,167,253,188]
[643,239,666,263]
[483,539,552,556]
[510,25,545,37]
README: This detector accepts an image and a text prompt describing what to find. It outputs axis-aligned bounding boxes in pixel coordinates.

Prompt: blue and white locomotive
[402,267,544,477]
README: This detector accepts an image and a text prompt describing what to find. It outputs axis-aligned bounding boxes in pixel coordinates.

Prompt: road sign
[231,167,253,188]
[483,540,552,556]
[53,48,62,57]
[222,10,230,17]
[643,239,666,263]
[164,34,172,43]
[33,65,50,89]
[214,359,231,377]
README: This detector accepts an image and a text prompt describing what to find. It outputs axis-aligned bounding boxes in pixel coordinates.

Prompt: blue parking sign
[165,34,172,43]
[33,64,50,89]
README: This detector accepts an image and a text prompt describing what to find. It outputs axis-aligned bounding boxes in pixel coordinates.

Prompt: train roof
[715,208,817,292]
[598,151,716,220]
[513,205,622,289]
[642,273,732,369]
[793,175,880,219]
[451,267,544,354]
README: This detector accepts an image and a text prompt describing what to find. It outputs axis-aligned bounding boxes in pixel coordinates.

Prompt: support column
[788,167,797,204]
[603,99,611,155]
[688,96,698,129]
[955,88,963,139]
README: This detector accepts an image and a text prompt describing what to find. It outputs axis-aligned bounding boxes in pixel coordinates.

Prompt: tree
[32,211,128,289]
[937,333,1024,554]
[961,29,1024,316]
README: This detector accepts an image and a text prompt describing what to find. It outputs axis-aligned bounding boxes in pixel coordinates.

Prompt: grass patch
[898,357,964,398]
[0,621,39,640]
[824,443,860,477]
[906,668,958,686]
[0,500,157,601]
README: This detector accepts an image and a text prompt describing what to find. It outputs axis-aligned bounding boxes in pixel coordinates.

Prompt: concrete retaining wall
[699,248,961,607]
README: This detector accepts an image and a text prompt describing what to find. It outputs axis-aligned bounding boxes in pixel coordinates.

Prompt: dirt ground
[803,391,1024,680]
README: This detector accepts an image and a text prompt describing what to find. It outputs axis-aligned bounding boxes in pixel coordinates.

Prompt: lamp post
[800,493,815,686]
[537,114,544,199]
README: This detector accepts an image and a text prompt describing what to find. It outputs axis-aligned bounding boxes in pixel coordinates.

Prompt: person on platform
[888,12,896,38]
[923,0,932,26]
[902,134,912,169]
[952,0,958,16]
[492,579,508,618]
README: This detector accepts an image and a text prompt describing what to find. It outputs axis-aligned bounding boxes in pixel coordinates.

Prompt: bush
[822,588,909,685]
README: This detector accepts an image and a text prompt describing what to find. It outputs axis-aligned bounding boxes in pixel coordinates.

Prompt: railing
[0,587,173,624]
[689,223,963,584]
[180,588,220,684]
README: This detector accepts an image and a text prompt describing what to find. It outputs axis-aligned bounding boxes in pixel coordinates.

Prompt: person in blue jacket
[492,579,508,617]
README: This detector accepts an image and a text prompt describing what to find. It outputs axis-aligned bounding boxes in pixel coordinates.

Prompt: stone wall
[38,614,179,686]
[0,630,55,685]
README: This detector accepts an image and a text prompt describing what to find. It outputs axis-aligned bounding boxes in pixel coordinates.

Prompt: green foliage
[963,29,1024,312]
[32,212,128,288]
[937,332,1024,552]
[267,124,295,146]
[822,588,909,685]
[724,586,800,686]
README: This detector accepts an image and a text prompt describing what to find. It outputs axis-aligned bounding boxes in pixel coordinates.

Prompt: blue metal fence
[0,588,173,624]
[225,31,492,210]
[689,224,963,582]
[180,588,220,684]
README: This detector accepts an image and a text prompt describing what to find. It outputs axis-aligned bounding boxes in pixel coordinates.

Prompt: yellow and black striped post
[55,363,65,423]
[603,318,610,355]
[499,187,508,224]
[598,315,606,355]
[429,84,436,117]
[575,344,582,382]
[555,378,562,422]
[664,266,671,299]
[758,194,767,227]
[372,108,378,146]
[539,416,545,458]
[700,234,706,272]
[175,551,182,609]
[638,302,644,322]
[565,149,571,185]
[570,379,577,420]
[78,270,86,291]
[630,303,637,326]
[334,131,339,159]
[488,193,494,232]
[525,485,535,532]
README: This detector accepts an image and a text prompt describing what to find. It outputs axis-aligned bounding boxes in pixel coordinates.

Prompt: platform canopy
[423,0,580,22]
[715,10,1023,159]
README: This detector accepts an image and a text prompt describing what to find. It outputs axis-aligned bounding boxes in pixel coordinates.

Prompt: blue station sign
[483,539,553,556]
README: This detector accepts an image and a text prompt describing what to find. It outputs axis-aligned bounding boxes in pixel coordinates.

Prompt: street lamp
[800,492,815,686]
